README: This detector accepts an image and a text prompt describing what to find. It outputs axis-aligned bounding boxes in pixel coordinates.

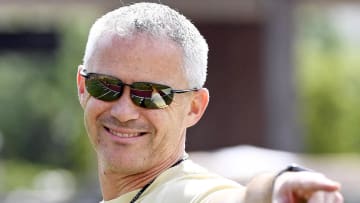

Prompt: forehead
[87,32,186,86]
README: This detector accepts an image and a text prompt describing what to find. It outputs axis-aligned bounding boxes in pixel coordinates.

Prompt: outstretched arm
[205,167,343,203]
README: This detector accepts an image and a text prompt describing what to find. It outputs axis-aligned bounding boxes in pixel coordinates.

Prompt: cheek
[84,98,109,119]
[83,99,108,141]
[153,108,188,141]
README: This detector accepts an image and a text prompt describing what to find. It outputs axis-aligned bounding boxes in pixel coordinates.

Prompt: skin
[77,32,209,200]
[77,32,343,203]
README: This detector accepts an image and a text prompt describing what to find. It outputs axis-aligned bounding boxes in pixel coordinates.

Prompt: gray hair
[83,2,208,88]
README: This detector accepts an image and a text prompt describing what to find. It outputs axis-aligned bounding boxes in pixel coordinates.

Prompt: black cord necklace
[129,158,187,203]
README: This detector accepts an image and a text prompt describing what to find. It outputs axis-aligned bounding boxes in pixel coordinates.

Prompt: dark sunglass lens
[85,74,123,101]
[130,82,174,109]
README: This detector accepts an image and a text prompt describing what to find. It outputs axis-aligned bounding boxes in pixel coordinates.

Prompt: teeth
[109,129,140,138]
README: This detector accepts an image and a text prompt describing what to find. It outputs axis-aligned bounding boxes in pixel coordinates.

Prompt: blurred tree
[0,15,96,173]
[296,8,360,153]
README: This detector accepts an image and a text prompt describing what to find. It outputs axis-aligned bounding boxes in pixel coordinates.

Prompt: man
[77,2,343,203]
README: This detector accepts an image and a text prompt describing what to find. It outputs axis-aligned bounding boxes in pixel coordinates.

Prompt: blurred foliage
[0,13,97,180]
[296,9,360,153]
[0,159,52,191]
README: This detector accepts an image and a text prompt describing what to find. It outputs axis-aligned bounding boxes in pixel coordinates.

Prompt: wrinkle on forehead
[89,32,184,70]
[86,32,189,88]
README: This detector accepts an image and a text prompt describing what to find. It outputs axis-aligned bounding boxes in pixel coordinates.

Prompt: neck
[99,152,186,201]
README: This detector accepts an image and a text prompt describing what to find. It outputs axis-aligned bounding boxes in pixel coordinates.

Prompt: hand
[272,171,343,203]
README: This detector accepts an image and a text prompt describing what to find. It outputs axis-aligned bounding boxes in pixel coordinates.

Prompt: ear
[185,88,209,128]
[77,65,87,108]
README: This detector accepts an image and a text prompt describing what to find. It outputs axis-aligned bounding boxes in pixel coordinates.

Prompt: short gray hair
[83,2,208,88]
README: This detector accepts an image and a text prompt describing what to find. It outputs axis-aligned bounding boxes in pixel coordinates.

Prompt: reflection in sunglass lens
[85,74,123,101]
[131,83,174,109]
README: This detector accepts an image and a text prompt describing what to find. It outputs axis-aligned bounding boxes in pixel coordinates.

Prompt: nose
[109,87,140,122]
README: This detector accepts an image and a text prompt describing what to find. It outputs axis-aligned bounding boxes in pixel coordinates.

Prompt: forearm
[243,172,277,203]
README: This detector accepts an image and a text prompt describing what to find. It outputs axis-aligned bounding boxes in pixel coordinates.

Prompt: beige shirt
[101,159,246,203]
[101,159,276,203]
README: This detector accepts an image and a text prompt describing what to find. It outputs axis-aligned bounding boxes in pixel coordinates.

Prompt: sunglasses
[80,69,199,109]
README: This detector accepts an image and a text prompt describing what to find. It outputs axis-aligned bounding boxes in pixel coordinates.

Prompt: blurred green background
[0,1,359,203]
[0,8,99,200]
[297,6,360,154]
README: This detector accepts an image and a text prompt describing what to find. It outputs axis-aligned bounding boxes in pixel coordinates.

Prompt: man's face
[78,33,199,174]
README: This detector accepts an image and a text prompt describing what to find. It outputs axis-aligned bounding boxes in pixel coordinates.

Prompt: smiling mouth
[104,127,146,138]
